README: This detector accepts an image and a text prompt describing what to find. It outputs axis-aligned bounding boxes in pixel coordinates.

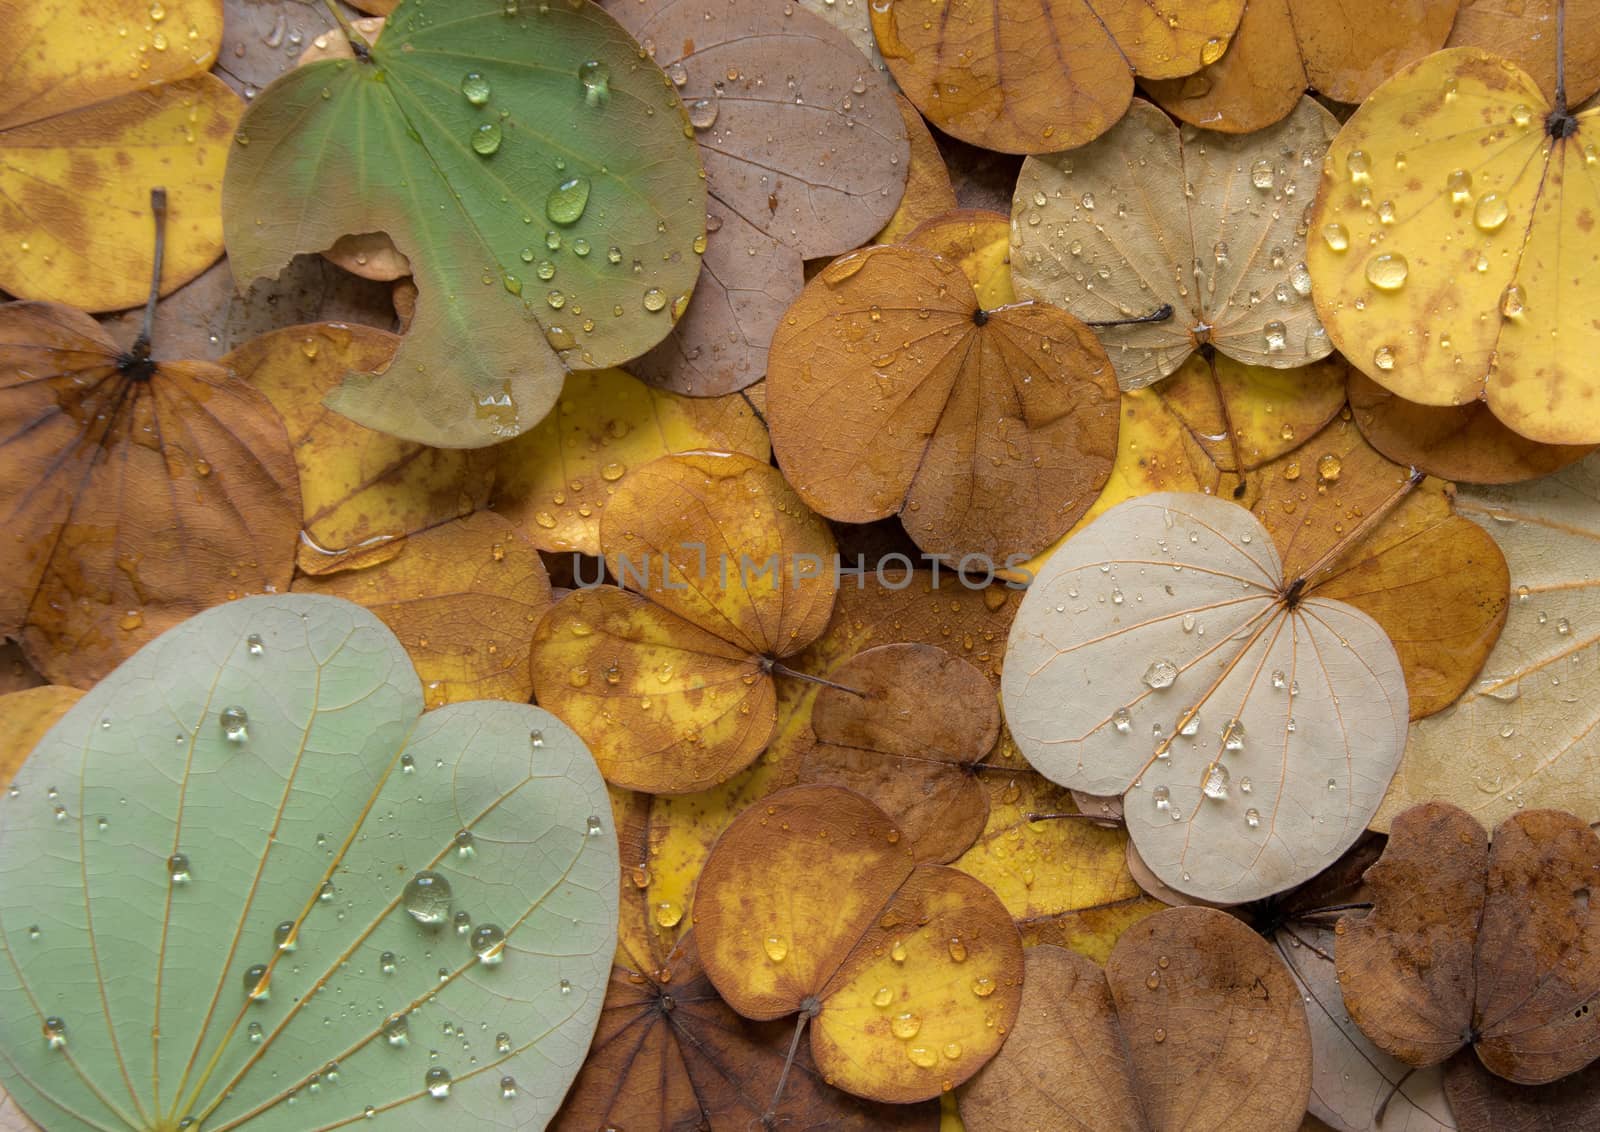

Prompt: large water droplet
[1321,223,1349,252]
[460,72,491,105]
[1500,283,1526,318]
[546,176,591,225]
[243,963,270,1001]
[763,934,789,962]
[384,1013,409,1046]
[219,706,248,743]
[1141,659,1178,689]
[471,924,506,964]
[578,60,609,105]
[471,122,502,156]
[891,1011,922,1039]
[425,1067,452,1099]
[1473,192,1509,231]
[167,853,191,884]
[402,871,453,925]
[1202,761,1230,799]
[687,97,718,129]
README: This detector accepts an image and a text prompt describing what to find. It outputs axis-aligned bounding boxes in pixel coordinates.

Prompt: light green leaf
[222,0,707,449]
[0,594,618,1131]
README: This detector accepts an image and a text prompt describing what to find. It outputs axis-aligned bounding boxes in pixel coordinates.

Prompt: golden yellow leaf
[0,685,82,789]
[1308,48,1600,443]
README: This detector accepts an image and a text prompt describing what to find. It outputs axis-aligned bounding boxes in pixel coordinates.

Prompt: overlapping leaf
[0,593,618,1130]
[874,96,958,245]
[604,0,909,395]
[0,302,298,687]
[223,0,707,446]
[1307,48,1600,444]
[1445,0,1600,105]
[1443,1051,1600,1132]
[958,908,1313,1131]
[768,242,1119,560]
[1336,802,1600,1084]
[693,784,1024,1103]
[0,0,240,311]
[869,0,1245,154]
[1011,97,1339,391]
[1003,492,1409,903]
[1145,0,1457,133]
[0,686,82,790]
[529,452,836,793]
[1374,451,1600,828]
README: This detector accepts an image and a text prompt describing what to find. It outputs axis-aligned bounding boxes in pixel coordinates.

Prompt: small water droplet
[907,1045,938,1068]
[471,121,502,155]
[1249,159,1274,190]
[643,287,668,312]
[246,633,264,656]
[167,853,191,884]
[1112,707,1132,733]
[1373,345,1396,371]
[471,924,506,964]
[1263,320,1287,352]
[1321,223,1349,252]
[873,986,893,1007]
[891,1011,922,1039]
[971,976,995,997]
[688,97,718,129]
[763,934,789,962]
[425,1067,451,1099]
[274,920,297,951]
[248,1021,264,1043]
[1202,761,1230,799]
[947,936,968,962]
[42,1017,66,1050]
[380,950,397,974]
[654,901,683,928]
[1141,659,1178,689]
[586,814,604,836]
[500,1076,518,1099]
[1446,168,1472,202]
[1152,785,1171,811]
[578,60,610,105]
[890,939,907,963]
[244,963,270,1001]
[1500,283,1526,318]
[1245,807,1261,828]
[1317,454,1342,481]
[384,1013,409,1046]
[219,706,249,743]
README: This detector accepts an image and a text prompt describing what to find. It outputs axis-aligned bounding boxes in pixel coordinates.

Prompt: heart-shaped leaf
[1002,492,1409,903]
[0,593,618,1130]
[223,0,707,446]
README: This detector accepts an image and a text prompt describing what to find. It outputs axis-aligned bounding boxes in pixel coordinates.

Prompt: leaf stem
[1284,467,1425,601]
[320,0,372,59]
[762,1003,816,1128]
[764,658,866,697]
[1085,303,1174,328]
[1025,810,1115,823]
[137,187,166,357]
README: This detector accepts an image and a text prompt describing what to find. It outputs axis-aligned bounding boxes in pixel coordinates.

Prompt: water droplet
[1141,659,1178,689]
[586,814,604,836]
[1153,1027,1167,1043]
[578,60,610,105]
[688,97,718,129]
[1321,223,1349,252]
[1179,712,1200,737]
[400,754,415,773]
[943,1041,964,1061]
[1245,807,1261,828]
[471,122,502,155]
[496,1032,512,1053]
[1152,785,1171,810]
[643,287,668,312]
[274,920,297,951]
[1446,168,1472,202]
[380,950,397,974]
[453,829,475,859]
[654,900,683,928]
[971,976,996,997]
[500,1076,518,1099]
[453,910,472,935]
[1249,159,1274,190]
[460,72,491,105]
[1263,320,1287,352]
[559,978,572,995]
[763,934,789,962]
[1145,970,1160,990]
[891,1011,922,1040]
[947,936,968,962]
[384,1013,409,1046]
[248,1021,264,1043]
[167,853,191,884]
[1345,150,1371,182]
[244,963,270,1001]
[402,871,453,925]
[1317,454,1342,482]
[42,1017,65,1050]
[1112,707,1132,733]
[219,706,248,743]
[471,923,506,964]
[907,1045,938,1068]
[246,633,264,656]
[890,939,907,963]
[425,1067,451,1099]
[1240,776,1252,793]
[1511,103,1533,128]
[1203,761,1231,799]
[1288,262,1312,297]
[1200,35,1227,65]
[1365,253,1408,291]
[1500,283,1526,318]
[546,176,591,224]
[1373,345,1396,371]
[1557,617,1572,635]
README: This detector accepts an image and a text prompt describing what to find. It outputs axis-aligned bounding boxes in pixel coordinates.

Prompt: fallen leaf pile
[4,0,1600,1128]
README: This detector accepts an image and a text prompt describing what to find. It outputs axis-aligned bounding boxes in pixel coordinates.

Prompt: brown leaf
[767,243,1119,559]
[1443,1049,1600,1132]
[871,0,1245,154]
[0,644,43,696]
[291,512,550,708]
[960,906,1313,1131]
[875,96,958,245]
[798,643,997,864]
[606,0,909,394]
[554,931,937,1132]
[0,302,298,686]
[1348,369,1595,486]
[1445,0,1600,106]
[1146,0,1458,132]
[1337,802,1600,1084]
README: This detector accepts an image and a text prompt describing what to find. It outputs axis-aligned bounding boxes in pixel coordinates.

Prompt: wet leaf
[870,0,1245,154]
[768,242,1119,560]
[1445,0,1600,106]
[799,0,892,79]
[1336,801,1600,1084]
[0,1,239,311]
[555,931,938,1132]
[1012,97,1339,391]
[529,452,836,793]
[225,322,494,575]
[1348,369,1596,485]
[291,512,551,709]
[797,643,997,864]
[1443,1049,1600,1132]
[0,686,82,790]
[0,302,298,687]
[223,0,706,447]
[0,593,617,1129]
[1002,492,1409,903]
[488,366,769,557]
[693,784,1024,1103]
[1307,49,1600,444]
[875,96,958,244]
[1145,0,1457,133]
[606,0,909,395]
[904,209,1016,309]
[958,908,1313,1132]
[1374,452,1600,829]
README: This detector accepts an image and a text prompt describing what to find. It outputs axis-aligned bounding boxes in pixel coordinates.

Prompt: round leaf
[1002,492,1409,902]
[223,0,707,447]
[0,593,618,1129]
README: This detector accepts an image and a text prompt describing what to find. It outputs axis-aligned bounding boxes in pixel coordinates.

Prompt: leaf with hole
[0,592,618,1130]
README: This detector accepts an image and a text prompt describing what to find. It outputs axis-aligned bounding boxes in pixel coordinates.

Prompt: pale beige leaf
[1374,452,1600,830]
[1010,97,1337,391]
[1002,493,1408,903]
[1278,926,1455,1132]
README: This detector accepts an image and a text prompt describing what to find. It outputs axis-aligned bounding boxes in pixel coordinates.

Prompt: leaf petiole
[1085,303,1174,328]
[320,0,372,60]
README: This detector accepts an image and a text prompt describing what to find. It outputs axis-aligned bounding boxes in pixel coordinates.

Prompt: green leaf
[0,594,618,1131]
[222,0,707,449]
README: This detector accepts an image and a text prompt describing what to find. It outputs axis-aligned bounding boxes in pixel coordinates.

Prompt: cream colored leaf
[1374,452,1600,830]
[1278,926,1455,1132]
[1010,97,1337,391]
[1002,493,1408,903]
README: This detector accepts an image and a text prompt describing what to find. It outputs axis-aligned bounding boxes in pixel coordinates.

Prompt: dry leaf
[0,686,83,790]
[876,96,958,244]
[1374,452,1600,829]
[1443,1049,1600,1132]
[1011,97,1339,391]
[767,242,1119,559]
[1445,0,1600,106]
[606,0,909,395]
[870,0,1245,154]
[1003,492,1408,903]
[1338,802,1600,1084]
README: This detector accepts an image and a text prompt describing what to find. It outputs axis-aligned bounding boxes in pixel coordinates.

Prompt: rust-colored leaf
[768,242,1119,560]
[0,302,298,686]
[1337,802,1600,1084]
